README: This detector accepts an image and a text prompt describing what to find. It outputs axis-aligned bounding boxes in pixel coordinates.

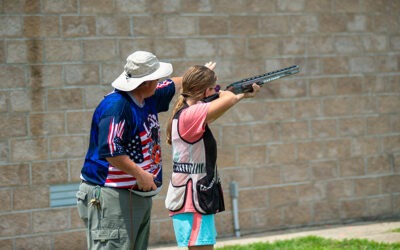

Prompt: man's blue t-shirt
[81,79,175,191]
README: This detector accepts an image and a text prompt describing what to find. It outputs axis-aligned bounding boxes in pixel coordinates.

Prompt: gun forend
[226,65,300,94]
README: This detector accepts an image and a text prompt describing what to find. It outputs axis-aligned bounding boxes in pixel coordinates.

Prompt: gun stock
[202,65,300,102]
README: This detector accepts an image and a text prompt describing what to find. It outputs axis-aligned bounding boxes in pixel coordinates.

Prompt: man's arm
[106,155,157,191]
[170,77,182,93]
[170,62,215,94]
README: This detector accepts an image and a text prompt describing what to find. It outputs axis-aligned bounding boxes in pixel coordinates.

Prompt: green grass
[391,228,400,233]
[216,236,400,250]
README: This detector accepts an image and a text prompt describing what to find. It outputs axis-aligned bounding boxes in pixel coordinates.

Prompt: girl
[165,63,260,249]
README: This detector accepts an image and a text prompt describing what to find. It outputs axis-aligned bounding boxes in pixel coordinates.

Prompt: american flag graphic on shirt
[104,117,161,189]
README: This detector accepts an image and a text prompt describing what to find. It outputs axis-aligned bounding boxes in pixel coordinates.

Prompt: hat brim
[111,62,173,91]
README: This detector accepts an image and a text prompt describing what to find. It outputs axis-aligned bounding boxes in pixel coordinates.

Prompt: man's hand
[106,155,157,191]
[136,170,157,192]
[205,61,216,71]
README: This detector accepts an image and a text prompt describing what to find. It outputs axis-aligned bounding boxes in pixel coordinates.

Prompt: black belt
[81,180,96,186]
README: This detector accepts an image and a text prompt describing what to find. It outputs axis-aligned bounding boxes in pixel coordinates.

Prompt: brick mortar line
[237,176,400,191]
[0,228,85,241]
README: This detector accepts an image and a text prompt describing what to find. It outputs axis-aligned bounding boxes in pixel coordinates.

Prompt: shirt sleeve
[97,99,131,158]
[97,115,129,158]
[178,103,209,143]
[151,79,176,113]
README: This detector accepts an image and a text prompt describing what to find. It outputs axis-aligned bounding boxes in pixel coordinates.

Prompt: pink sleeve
[178,103,209,143]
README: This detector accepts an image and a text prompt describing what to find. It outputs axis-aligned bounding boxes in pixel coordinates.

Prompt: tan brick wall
[1,0,399,248]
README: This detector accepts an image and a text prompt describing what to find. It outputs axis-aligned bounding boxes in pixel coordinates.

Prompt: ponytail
[166,95,186,145]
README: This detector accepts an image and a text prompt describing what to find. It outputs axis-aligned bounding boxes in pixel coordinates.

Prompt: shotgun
[203,65,300,102]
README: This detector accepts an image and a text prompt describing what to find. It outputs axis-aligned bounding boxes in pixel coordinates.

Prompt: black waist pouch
[196,176,225,214]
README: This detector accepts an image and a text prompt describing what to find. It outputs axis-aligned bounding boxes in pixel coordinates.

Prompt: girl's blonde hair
[166,65,217,144]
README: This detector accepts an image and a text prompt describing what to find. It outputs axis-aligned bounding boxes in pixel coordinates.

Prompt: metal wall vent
[50,183,80,207]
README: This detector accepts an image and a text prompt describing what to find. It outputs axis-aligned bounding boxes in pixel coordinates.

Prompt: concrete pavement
[149,220,400,249]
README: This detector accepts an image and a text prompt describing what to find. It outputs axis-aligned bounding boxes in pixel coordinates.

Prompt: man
[76,51,182,249]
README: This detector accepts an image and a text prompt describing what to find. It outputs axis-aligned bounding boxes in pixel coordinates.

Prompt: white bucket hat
[111,51,173,91]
